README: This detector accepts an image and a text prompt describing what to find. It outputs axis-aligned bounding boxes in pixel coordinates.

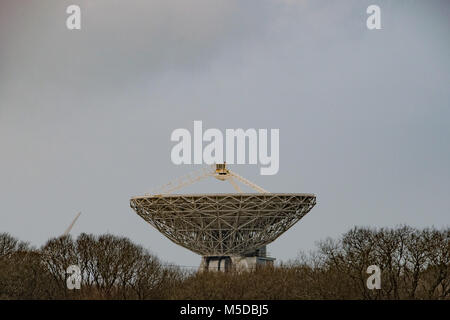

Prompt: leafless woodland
[0,226,448,299]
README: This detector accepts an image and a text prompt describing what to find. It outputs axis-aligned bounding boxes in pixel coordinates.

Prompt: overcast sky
[0,0,449,267]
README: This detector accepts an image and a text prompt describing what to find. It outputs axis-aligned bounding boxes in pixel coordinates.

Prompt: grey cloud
[0,0,448,267]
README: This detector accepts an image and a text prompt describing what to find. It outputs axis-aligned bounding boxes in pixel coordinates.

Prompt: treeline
[0,233,182,299]
[0,226,448,300]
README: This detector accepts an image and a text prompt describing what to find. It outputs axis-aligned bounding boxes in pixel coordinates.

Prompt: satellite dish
[130,164,316,271]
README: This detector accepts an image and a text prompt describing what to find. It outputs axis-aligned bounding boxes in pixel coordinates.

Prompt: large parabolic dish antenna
[130,164,316,271]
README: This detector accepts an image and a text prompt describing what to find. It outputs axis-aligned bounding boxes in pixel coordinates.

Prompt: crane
[63,211,81,236]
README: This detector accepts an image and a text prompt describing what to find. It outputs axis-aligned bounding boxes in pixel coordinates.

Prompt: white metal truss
[148,166,215,196]
[130,193,316,256]
[227,170,269,193]
[148,164,269,196]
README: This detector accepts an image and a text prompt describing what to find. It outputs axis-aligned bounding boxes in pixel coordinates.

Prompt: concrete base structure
[199,247,275,272]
